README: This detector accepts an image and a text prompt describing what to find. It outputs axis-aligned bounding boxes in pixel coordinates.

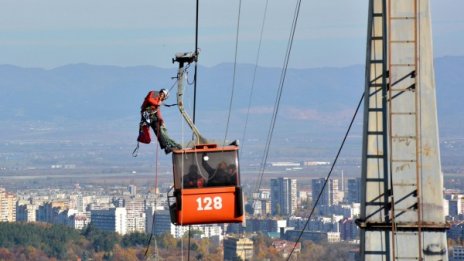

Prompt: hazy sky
[0,0,462,68]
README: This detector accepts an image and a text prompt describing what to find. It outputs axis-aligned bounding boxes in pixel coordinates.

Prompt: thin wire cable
[168,75,181,93]
[236,1,271,256]
[144,138,161,257]
[180,88,186,261]
[286,93,365,260]
[143,66,185,257]
[240,0,270,154]
[253,0,303,196]
[188,2,199,259]
[193,0,199,125]
[187,226,191,261]
[223,0,242,145]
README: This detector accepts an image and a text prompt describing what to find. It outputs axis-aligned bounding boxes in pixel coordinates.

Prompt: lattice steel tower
[357,0,449,260]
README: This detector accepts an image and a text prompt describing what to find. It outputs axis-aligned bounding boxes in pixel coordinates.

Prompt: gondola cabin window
[172,146,240,189]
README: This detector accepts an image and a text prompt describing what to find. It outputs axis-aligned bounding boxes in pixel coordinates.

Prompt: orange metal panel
[176,187,243,225]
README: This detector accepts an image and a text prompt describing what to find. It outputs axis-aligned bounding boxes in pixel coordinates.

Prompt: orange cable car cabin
[167,51,244,225]
[168,143,244,225]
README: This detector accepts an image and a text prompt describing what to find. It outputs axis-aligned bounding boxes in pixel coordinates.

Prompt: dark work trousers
[149,115,180,151]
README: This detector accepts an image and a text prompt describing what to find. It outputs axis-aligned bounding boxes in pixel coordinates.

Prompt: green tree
[158,232,177,250]
[81,223,119,252]
[121,232,148,248]
[0,222,82,260]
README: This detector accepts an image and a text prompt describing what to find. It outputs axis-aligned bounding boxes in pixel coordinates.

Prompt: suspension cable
[253,0,303,197]
[146,1,200,259]
[144,142,161,257]
[236,3,271,257]
[193,0,199,125]
[187,0,200,259]
[240,0,270,154]
[168,75,180,93]
[223,0,243,145]
[286,93,365,260]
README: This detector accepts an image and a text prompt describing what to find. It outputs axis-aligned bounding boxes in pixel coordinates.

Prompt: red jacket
[141,91,163,122]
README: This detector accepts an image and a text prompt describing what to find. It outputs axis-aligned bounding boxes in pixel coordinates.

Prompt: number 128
[196,196,223,211]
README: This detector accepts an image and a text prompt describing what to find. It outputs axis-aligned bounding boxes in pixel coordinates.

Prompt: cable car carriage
[169,143,244,225]
[167,51,244,225]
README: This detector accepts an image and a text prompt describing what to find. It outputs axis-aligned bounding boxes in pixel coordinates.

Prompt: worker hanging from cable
[139,88,182,154]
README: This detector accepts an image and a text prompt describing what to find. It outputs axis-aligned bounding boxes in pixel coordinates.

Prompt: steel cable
[223,0,243,145]
[240,0,270,155]
[253,0,303,201]
[144,138,161,257]
[286,93,365,260]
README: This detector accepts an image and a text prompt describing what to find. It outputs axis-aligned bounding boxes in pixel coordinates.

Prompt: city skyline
[2,169,463,260]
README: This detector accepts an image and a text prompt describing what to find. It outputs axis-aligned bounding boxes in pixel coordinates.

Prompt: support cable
[142,63,182,258]
[253,0,303,197]
[144,142,161,257]
[168,75,181,93]
[180,90,186,261]
[286,92,365,260]
[146,0,200,259]
[187,0,200,259]
[223,0,243,145]
[240,0,270,154]
[236,2,271,257]
[193,0,199,124]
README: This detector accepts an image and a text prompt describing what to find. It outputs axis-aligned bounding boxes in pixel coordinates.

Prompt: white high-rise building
[124,197,145,233]
[312,178,340,206]
[252,199,271,216]
[76,194,85,212]
[0,188,17,222]
[270,177,297,216]
[68,214,89,230]
[91,207,127,235]
[170,224,222,239]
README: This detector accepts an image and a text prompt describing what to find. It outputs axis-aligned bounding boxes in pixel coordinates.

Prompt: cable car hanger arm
[173,51,208,145]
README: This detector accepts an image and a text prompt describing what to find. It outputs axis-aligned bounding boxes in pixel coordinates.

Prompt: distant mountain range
[0,56,462,163]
